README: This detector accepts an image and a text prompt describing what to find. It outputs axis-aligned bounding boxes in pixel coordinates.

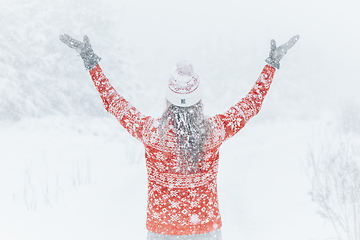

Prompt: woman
[60,34,299,240]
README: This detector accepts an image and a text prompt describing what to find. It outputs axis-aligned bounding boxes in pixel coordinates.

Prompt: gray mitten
[265,35,300,69]
[59,34,101,71]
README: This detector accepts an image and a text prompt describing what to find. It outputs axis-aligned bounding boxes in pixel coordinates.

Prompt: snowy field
[1,0,359,239]
[0,115,339,240]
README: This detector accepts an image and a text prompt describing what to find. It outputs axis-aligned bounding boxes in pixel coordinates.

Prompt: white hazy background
[0,0,359,239]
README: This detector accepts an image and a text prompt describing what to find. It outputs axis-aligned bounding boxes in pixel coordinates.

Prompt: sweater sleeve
[213,65,276,141]
[89,64,151,143]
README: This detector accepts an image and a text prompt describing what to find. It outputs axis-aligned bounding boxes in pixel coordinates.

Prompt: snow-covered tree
[0,0,131,120]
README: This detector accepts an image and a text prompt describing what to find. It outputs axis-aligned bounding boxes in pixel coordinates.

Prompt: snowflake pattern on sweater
[89,64,275,235]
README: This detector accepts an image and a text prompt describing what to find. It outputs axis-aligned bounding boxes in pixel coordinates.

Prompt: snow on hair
[159,100,212,174]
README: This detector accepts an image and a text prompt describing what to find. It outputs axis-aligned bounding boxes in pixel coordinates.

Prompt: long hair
[159,100,212,174]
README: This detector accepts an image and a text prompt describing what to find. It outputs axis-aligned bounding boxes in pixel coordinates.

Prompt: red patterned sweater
[89,64,276,235]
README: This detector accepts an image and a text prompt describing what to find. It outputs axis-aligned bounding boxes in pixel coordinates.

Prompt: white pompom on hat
[166,59,202,107]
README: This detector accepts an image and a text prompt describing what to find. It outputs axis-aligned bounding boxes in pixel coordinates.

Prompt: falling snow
[1,0,359,239]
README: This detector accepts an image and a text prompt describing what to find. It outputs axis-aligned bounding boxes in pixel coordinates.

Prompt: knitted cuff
[265,57,280,69]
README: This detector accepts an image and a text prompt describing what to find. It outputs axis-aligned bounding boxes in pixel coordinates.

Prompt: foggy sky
[1,0,359,119]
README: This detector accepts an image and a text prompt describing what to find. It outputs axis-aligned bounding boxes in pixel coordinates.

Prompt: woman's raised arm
[59,34,152,143]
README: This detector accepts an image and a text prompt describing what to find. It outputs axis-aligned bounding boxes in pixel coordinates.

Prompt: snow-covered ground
[0,115,338,240]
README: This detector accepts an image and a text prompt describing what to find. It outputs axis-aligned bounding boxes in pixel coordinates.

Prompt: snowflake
[190,201,199,208]
[170,214,180,222]
[169,200,180,209]
[170,190,178,197]
[189,189,197,198]
[153,212,160,219]
[190,214,199,224]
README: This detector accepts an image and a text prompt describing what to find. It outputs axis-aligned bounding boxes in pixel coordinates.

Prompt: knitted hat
[166,59,202,107]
